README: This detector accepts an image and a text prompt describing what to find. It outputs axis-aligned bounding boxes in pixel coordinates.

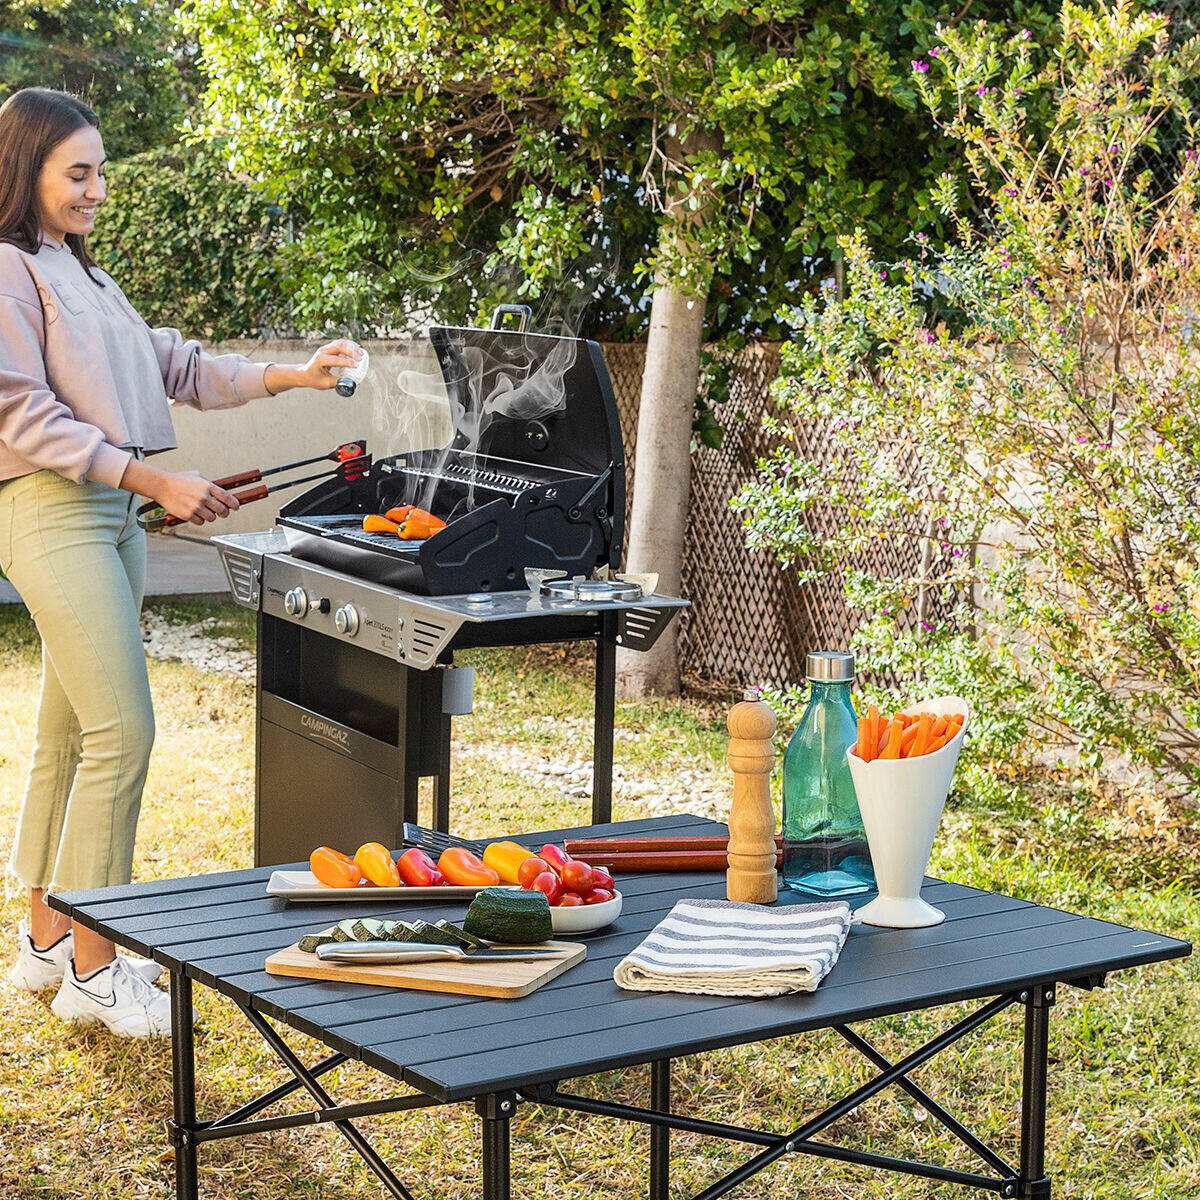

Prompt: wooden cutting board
[264,940,586,999]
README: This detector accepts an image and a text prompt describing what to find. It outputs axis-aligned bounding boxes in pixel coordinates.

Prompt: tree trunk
[616,126,719,698]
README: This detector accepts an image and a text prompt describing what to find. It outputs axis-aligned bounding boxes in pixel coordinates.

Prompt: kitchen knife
[315,942,565,965]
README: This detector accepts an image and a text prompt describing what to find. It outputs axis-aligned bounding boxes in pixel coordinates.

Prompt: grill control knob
[334,604,360,637]
[283,587,309,618]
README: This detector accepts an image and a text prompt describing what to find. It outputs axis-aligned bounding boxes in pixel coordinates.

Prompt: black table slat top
[50,815,1191,1103]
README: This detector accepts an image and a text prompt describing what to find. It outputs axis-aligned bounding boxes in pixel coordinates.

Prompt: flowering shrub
[737,3,1200,802]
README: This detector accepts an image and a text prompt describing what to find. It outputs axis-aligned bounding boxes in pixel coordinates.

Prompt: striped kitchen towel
[613,898,853,997]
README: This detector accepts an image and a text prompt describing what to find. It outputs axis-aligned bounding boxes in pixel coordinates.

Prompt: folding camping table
[48,814,1191,1200]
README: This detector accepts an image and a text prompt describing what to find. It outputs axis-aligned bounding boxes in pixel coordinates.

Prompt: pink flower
[918,328,935,343]
[1003,186,1017,197]
[1152,602,1171,614]
[912,59,930,74]
[1187,148,1199,162]
[1079,167,1089,176]
[976,85,990,97]
[879,271,889,281]
[1075,435,1088,444]
[920,620,934,633]
[952,547,963,557]
[1103,178,1114,189]
[928,47,941,58]
[1019,28,1032,40]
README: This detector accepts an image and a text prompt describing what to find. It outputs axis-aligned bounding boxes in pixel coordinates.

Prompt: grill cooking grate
[391,460,539,496]
[284,514,427,553]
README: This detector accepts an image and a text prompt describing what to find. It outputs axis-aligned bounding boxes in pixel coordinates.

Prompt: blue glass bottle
[782,651,875,897]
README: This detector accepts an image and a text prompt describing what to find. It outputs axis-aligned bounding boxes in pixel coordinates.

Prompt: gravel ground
[140,609,256,681]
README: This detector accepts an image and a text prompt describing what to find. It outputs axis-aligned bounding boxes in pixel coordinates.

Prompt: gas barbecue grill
[213,307,686,866]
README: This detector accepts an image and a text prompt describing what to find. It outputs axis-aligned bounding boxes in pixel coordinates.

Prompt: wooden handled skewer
[725,689,778,904]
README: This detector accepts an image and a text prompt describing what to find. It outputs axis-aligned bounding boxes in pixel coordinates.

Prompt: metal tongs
[136,440,370,532]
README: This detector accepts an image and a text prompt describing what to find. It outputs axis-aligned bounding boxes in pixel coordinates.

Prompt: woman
[0,88,361,1036]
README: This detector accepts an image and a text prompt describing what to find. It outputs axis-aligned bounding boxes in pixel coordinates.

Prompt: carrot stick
[878,719,893,755]
[929,714,948,738]
[925,732,949,754]
[867,704,881,755]
[856,716,873,762]
[908,714,934,758]
[879,719,904,760]
[900,722,923,754]
[895,712,913,728]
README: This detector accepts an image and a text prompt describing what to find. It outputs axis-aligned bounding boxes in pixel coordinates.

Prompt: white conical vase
[847,696,969,928]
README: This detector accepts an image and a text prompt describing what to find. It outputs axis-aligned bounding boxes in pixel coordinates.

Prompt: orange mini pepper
[311,846,363,888]
[397,511,448,540]
[438,847,501,887]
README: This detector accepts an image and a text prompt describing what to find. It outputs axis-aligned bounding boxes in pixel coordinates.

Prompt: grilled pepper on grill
[362,514,400,535]
[396,511,447,540]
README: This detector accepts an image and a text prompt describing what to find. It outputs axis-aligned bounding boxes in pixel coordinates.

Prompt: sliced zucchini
[351,918,392,942]
[434,920,488,950]
[298,927,338,954]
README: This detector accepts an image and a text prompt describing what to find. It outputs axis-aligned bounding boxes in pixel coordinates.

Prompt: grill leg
[1019,985,1055,1199]
[434,714,452,832]
[401,770,421,827]
[593,616,616,825]
[170,972,199,1200]
[479,1093,515,1200]
[650,1058,671,1199]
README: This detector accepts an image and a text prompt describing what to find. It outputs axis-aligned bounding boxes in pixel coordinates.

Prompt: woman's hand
[264,340,363,394]
[152,470,241,526]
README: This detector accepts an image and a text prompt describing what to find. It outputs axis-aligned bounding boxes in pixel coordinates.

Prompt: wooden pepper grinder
[726,687,778,904]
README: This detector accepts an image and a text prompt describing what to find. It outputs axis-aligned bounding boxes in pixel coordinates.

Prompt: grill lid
[428,310,623,480]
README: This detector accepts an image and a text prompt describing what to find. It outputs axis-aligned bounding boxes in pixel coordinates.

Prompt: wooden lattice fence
[603,341,942,688]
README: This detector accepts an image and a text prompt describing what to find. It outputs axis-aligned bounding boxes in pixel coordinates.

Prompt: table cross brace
[532,990,1045,1200]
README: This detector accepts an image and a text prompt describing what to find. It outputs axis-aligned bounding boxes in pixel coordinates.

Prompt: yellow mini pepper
[482,840,539,884]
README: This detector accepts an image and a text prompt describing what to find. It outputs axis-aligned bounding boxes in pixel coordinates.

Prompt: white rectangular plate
[266,870,513,902]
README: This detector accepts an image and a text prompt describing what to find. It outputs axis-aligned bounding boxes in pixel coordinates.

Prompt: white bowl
[550,890,623,934]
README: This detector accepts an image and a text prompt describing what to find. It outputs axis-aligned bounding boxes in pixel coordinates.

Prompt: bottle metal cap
[806,651,855,682]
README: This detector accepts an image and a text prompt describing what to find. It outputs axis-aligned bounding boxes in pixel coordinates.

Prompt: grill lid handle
[490,303,532,332]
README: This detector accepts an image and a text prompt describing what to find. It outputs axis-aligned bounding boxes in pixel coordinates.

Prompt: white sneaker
[7,919,162,991]
[50,957,175,1038]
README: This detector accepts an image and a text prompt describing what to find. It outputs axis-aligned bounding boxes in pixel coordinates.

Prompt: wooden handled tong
[137,441,369,532]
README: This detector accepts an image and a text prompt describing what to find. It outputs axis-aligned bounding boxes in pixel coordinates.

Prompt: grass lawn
[0,599,1197,1199]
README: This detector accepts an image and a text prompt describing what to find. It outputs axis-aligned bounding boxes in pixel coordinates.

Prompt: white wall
[153,339,451,535]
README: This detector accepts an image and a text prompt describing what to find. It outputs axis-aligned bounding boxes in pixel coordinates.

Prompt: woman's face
[37,124,107,243]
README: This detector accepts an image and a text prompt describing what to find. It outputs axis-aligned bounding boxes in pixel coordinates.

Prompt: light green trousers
[0,467,153,893]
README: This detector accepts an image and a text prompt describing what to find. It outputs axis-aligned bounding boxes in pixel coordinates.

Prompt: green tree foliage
[177,0,1056,339]
[88,142,286,339]
[0,0,192,159]
[737,3,1200,802]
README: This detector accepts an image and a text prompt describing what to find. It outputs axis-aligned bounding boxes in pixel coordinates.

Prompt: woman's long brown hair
[0,87,105,285]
